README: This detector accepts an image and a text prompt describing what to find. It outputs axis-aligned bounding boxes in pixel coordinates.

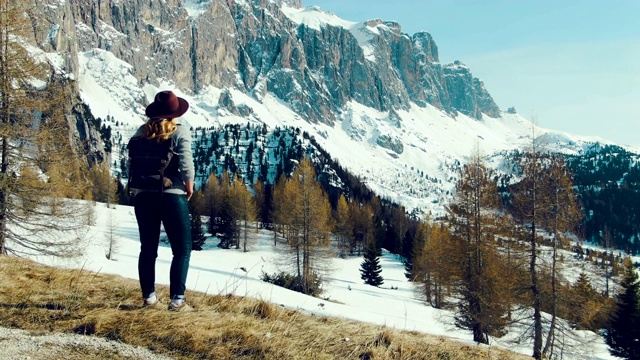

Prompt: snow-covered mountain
[23,0,635,215]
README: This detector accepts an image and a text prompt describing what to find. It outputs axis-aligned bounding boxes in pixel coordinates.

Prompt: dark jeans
[134,192,192,300]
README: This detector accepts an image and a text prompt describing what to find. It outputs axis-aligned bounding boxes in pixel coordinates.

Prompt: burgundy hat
[145,90,189,119]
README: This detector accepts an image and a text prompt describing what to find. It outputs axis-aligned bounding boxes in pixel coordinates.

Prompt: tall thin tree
[275,157,333,295]
[0,0,87,256]
[447,148,511,344]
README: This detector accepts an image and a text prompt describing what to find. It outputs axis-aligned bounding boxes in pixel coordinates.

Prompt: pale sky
[308,0,640,147]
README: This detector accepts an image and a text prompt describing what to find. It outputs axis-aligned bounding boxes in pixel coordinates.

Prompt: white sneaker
[168,299,192,312]
[143,293,159,307]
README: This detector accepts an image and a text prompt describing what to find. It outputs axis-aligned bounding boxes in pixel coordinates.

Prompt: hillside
[2,1,639,357]
[0,256,530,360]
[1,200,616,359]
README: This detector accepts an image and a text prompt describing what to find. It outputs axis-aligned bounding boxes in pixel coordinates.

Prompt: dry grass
[0,256,531,359]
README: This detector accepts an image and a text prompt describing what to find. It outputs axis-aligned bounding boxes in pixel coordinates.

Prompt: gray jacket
[129,122,195,196]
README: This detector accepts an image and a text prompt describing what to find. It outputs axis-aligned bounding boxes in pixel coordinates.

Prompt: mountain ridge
[19,0,637,218]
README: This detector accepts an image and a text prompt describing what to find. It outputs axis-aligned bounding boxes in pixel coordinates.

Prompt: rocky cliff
[25,0,500,127]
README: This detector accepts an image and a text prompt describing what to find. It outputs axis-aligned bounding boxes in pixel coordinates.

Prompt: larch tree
[349,201,374,256]
[229,174,257,252]
[0,0,87,257]
[253,179,273,229]
[413,222,457,309]
[276,157,333,295]
[510,136,584,359]
[446,148,511,344]
[510,136,548,360]
[202,172,220,238]
[216,170,238,249]
[333,194,352,257]
[540,156,583,358]
[271,172,289,246]
[88,161,119,207]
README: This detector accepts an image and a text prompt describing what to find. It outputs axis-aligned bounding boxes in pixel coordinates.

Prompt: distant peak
[277,0,303,9]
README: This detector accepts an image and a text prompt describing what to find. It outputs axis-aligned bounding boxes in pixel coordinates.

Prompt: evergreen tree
[607,258,640,359]
[360,241,384,287]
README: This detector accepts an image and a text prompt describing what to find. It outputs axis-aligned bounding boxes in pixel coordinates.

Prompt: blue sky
[308,0,640,147]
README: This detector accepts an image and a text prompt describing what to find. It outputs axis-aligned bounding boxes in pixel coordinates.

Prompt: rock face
[25,0,501,127]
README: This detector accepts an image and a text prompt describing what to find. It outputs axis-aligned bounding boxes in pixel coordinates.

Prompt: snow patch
[183,0,212,19]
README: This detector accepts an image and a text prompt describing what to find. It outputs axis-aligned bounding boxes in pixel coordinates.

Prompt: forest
[99,123,640,359]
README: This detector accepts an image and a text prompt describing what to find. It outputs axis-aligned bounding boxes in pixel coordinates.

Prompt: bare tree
[540,156,582,358]
[105,210,118,260]
[510,127,583,359]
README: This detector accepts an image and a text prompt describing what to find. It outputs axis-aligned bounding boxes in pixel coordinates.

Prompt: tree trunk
[531,221,543,360]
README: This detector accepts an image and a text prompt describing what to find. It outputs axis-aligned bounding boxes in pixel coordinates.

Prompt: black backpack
[127,136,179,193]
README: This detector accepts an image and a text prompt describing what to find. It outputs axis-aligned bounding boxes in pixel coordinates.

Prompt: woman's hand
[185,180,194,201]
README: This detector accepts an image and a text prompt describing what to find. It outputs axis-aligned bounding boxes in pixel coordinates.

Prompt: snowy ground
[25,201,620,360]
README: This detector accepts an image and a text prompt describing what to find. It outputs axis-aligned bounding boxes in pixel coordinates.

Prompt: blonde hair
[141,118,178,142]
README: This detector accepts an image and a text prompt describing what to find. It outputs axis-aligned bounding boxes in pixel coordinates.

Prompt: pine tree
[360,241,384,287]
[607,258,640,359]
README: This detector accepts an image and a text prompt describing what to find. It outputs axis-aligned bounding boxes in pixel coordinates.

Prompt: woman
[128,90,195,311]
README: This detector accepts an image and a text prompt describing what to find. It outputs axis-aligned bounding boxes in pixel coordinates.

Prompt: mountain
[20,0,638,220]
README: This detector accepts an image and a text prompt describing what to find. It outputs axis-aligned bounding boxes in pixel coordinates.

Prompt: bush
[260,271,322,297]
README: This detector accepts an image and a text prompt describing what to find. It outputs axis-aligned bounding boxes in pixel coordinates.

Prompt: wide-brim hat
[145,90,189,119]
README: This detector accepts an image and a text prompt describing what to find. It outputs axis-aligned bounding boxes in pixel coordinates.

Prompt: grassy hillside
[0,256,529,360]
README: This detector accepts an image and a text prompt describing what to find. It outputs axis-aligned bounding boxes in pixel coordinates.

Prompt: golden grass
[0,256,531,359]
